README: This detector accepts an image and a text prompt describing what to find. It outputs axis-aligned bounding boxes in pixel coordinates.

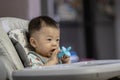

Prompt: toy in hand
[58,46,71,58]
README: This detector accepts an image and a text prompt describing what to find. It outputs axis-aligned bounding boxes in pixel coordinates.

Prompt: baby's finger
[53,49,60,56]
[63,55,70,58]
[61,56,70,63]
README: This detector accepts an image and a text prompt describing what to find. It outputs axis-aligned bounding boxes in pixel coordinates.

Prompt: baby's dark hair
[27,16,59,51]
[28,16,59,37]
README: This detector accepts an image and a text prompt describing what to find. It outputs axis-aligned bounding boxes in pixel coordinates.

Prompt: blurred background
[0,0,120,62]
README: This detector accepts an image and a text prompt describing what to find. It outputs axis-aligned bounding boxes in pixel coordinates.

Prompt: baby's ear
[30,37,37,48]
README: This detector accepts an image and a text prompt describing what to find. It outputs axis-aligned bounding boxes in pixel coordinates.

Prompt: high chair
[0,17,120,80]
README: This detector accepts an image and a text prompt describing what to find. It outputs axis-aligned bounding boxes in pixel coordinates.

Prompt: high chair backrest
[0,17,29,80]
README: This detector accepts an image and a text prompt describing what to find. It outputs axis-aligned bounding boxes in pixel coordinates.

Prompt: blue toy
[58,46,71,58]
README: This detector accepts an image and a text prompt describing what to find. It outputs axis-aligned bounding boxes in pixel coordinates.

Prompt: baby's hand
[44,48,60,66]
[50,48,60,63]
[58,46,71,64]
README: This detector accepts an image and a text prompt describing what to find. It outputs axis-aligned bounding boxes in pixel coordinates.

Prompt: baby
[27,16,70,68]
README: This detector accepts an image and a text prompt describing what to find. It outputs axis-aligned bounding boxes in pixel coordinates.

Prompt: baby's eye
[56,39,60,42]
[47,39,52,41]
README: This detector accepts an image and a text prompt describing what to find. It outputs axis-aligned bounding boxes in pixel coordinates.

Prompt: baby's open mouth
[51,49,56,52]
[49,49,56,56]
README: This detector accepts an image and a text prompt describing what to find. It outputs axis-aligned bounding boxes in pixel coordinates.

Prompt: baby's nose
[52,41,58,46]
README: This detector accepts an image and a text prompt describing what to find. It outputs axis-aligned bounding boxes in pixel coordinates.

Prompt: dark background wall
[0,0,41,20]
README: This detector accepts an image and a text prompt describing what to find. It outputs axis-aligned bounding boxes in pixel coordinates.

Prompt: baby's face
[32,26,60,58]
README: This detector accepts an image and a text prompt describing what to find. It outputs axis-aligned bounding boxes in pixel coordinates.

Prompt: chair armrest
[12,60,120,80]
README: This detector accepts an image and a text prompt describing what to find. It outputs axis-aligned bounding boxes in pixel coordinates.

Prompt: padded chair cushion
[10,38,30,67]
[8,29,30,67]
[8,29,29,54]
